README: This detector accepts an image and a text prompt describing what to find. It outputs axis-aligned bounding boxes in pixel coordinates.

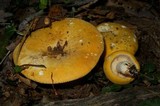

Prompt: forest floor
[0,0,160,106]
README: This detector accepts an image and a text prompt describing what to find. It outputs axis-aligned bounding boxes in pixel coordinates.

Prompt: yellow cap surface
[13,18,104,84]
[97,22,138,56]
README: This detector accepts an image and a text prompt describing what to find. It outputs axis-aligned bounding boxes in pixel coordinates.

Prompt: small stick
[20,64,46,70]
[77,0,98,12]
[51,72,58,96]
[0,51,11,65]
[18,10,44,32]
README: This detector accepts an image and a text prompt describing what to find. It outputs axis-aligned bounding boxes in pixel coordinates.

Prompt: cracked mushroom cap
[13,18,104,84]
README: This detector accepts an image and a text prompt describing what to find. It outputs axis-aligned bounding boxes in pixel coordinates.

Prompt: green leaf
[0,24,16,60]
[138,97,160,106]
[139,63,159,85]
[142,63,156,74]
[13,65,23,73]
[122,84,133,89]
[101,84,122,93]
[4,25,16,37]
[39,0,48,10]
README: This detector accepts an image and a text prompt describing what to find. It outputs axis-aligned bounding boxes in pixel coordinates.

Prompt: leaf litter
[0,0,160,105]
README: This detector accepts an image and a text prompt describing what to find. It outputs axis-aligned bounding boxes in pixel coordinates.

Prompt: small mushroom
[97,22,140,84]
[13,18,104,84]
[104,51,140,84]
[97,22,138,56]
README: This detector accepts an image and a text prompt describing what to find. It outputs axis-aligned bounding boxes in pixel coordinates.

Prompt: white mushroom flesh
[111,55,134,78]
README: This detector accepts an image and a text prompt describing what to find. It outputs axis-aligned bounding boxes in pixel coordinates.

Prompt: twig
[18,10,44,32]
[0,50,11,65]
[16,74,37,89]
[20,64,46,70]
[51,72,58,96]
[147,89,160,97]
[0,22,11,26]
[14,20,36,64]
[77,0,98,12]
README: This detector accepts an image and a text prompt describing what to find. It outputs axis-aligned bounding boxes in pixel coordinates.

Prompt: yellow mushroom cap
[97,22,138,56]
[103,51,140,85]
[13,18,104,84]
